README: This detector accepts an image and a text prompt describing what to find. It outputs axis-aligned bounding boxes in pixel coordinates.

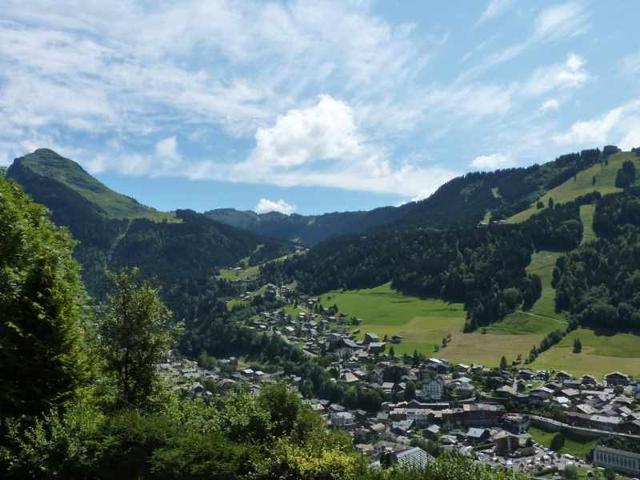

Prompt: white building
[391,447,432,469]
[421,376,445,401]
[593,446,640,477]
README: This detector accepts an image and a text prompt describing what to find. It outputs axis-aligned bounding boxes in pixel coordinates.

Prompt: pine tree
[573,337,582,354]
[499,356,508,371]
[0,177,88,417]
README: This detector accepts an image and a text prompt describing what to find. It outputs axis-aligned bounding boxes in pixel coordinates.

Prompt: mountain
[207,147,613,245]
[7,149,291,297]
[8,148,173,221]
[205,206,406,245]
[264,147,640,333]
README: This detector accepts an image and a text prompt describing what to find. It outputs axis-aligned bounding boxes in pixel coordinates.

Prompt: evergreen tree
[0,177,87,417]
[499,356,508,371]
[404,380,416,401]
[573,337,582,353]
[550,432,565,451]
[388,346,395,358]
[98,268,176,407]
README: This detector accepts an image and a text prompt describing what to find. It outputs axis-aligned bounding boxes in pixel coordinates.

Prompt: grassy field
[319,284,466,355]
[580,204,596,244]
[508,151,640,223]
[219,265,260,282]
[528,426,598,459]
[533,328,640,378]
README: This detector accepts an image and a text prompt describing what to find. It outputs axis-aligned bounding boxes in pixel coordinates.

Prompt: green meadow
[508,151,640,223]
[319,284,466,355]
[527,426,598,459]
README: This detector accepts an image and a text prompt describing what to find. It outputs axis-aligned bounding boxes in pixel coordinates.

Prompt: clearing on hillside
[533,328,640,378]
[508,151,640,223]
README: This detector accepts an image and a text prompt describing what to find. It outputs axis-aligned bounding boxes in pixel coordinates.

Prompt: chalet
[530,386,554,400]
[330,411,355,427]
[581,374,598,386]
[555,371,572,382]
[606,372,631,387]
[364,332,380,344]
[368,342,386,354]
[502,413,530,434]
[465,427,490,444]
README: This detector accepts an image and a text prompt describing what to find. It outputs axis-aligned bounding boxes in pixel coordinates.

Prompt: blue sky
[2,0,640,215]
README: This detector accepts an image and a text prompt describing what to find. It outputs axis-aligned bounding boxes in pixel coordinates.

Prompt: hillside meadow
[508,151,640,223]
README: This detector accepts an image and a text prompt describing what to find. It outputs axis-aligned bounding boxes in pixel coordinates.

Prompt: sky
[2,1,640,215]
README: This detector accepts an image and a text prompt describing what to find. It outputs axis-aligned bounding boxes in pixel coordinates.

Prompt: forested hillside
[263,197,593,331]
[554,188,640,332]
[0,171,525,480]
[209,147,612,245]
[7,150,291,298]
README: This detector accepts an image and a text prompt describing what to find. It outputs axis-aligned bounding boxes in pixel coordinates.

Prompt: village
[161,285,640,479]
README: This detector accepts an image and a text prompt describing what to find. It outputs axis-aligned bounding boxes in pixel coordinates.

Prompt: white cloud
[540,98,561,113]
[255,198,296,215]
[554,99,640,149]
[523,53,588,96]
[477,0,512,26]
[469,2,590,77]
[155,136,179,159]
[250,95,361,169]
[471,153,513,170]
[532,2,589,41]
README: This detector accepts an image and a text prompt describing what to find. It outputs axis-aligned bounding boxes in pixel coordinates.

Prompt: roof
[466,427,488,438]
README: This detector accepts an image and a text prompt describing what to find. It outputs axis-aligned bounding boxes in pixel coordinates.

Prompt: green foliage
[614,160,636,189]
[98,269,176,407]
[573,337,582,353]
[555,190,640,332]
[7,150,291,299]
[0,176,88,418]
[210,148,601,246]
[266,200,584,330]
[551,432,566,451]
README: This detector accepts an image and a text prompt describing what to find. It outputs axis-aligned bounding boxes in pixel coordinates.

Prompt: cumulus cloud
[554,99,640,149]
[250,95,361,169]
[255,198,296,215]
[471,153,513,170]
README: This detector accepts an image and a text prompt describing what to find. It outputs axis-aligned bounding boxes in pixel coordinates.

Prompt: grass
[528,426,598,459]
[508,151,640,223]
[219,265,260,282]
[489,251,566,336]
[319,283,466,355]
[17,149,176,222]
[532,327,640,378]
[580,204,596,244]
[319,283,552,367]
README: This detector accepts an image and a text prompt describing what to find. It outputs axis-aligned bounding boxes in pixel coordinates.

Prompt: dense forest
[0,173,527,479]
[554,188,640,331]
[263,198,588,330]
[7,150,291,298]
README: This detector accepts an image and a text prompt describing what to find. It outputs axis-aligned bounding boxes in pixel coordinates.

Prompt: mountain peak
[8,149,171,221]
